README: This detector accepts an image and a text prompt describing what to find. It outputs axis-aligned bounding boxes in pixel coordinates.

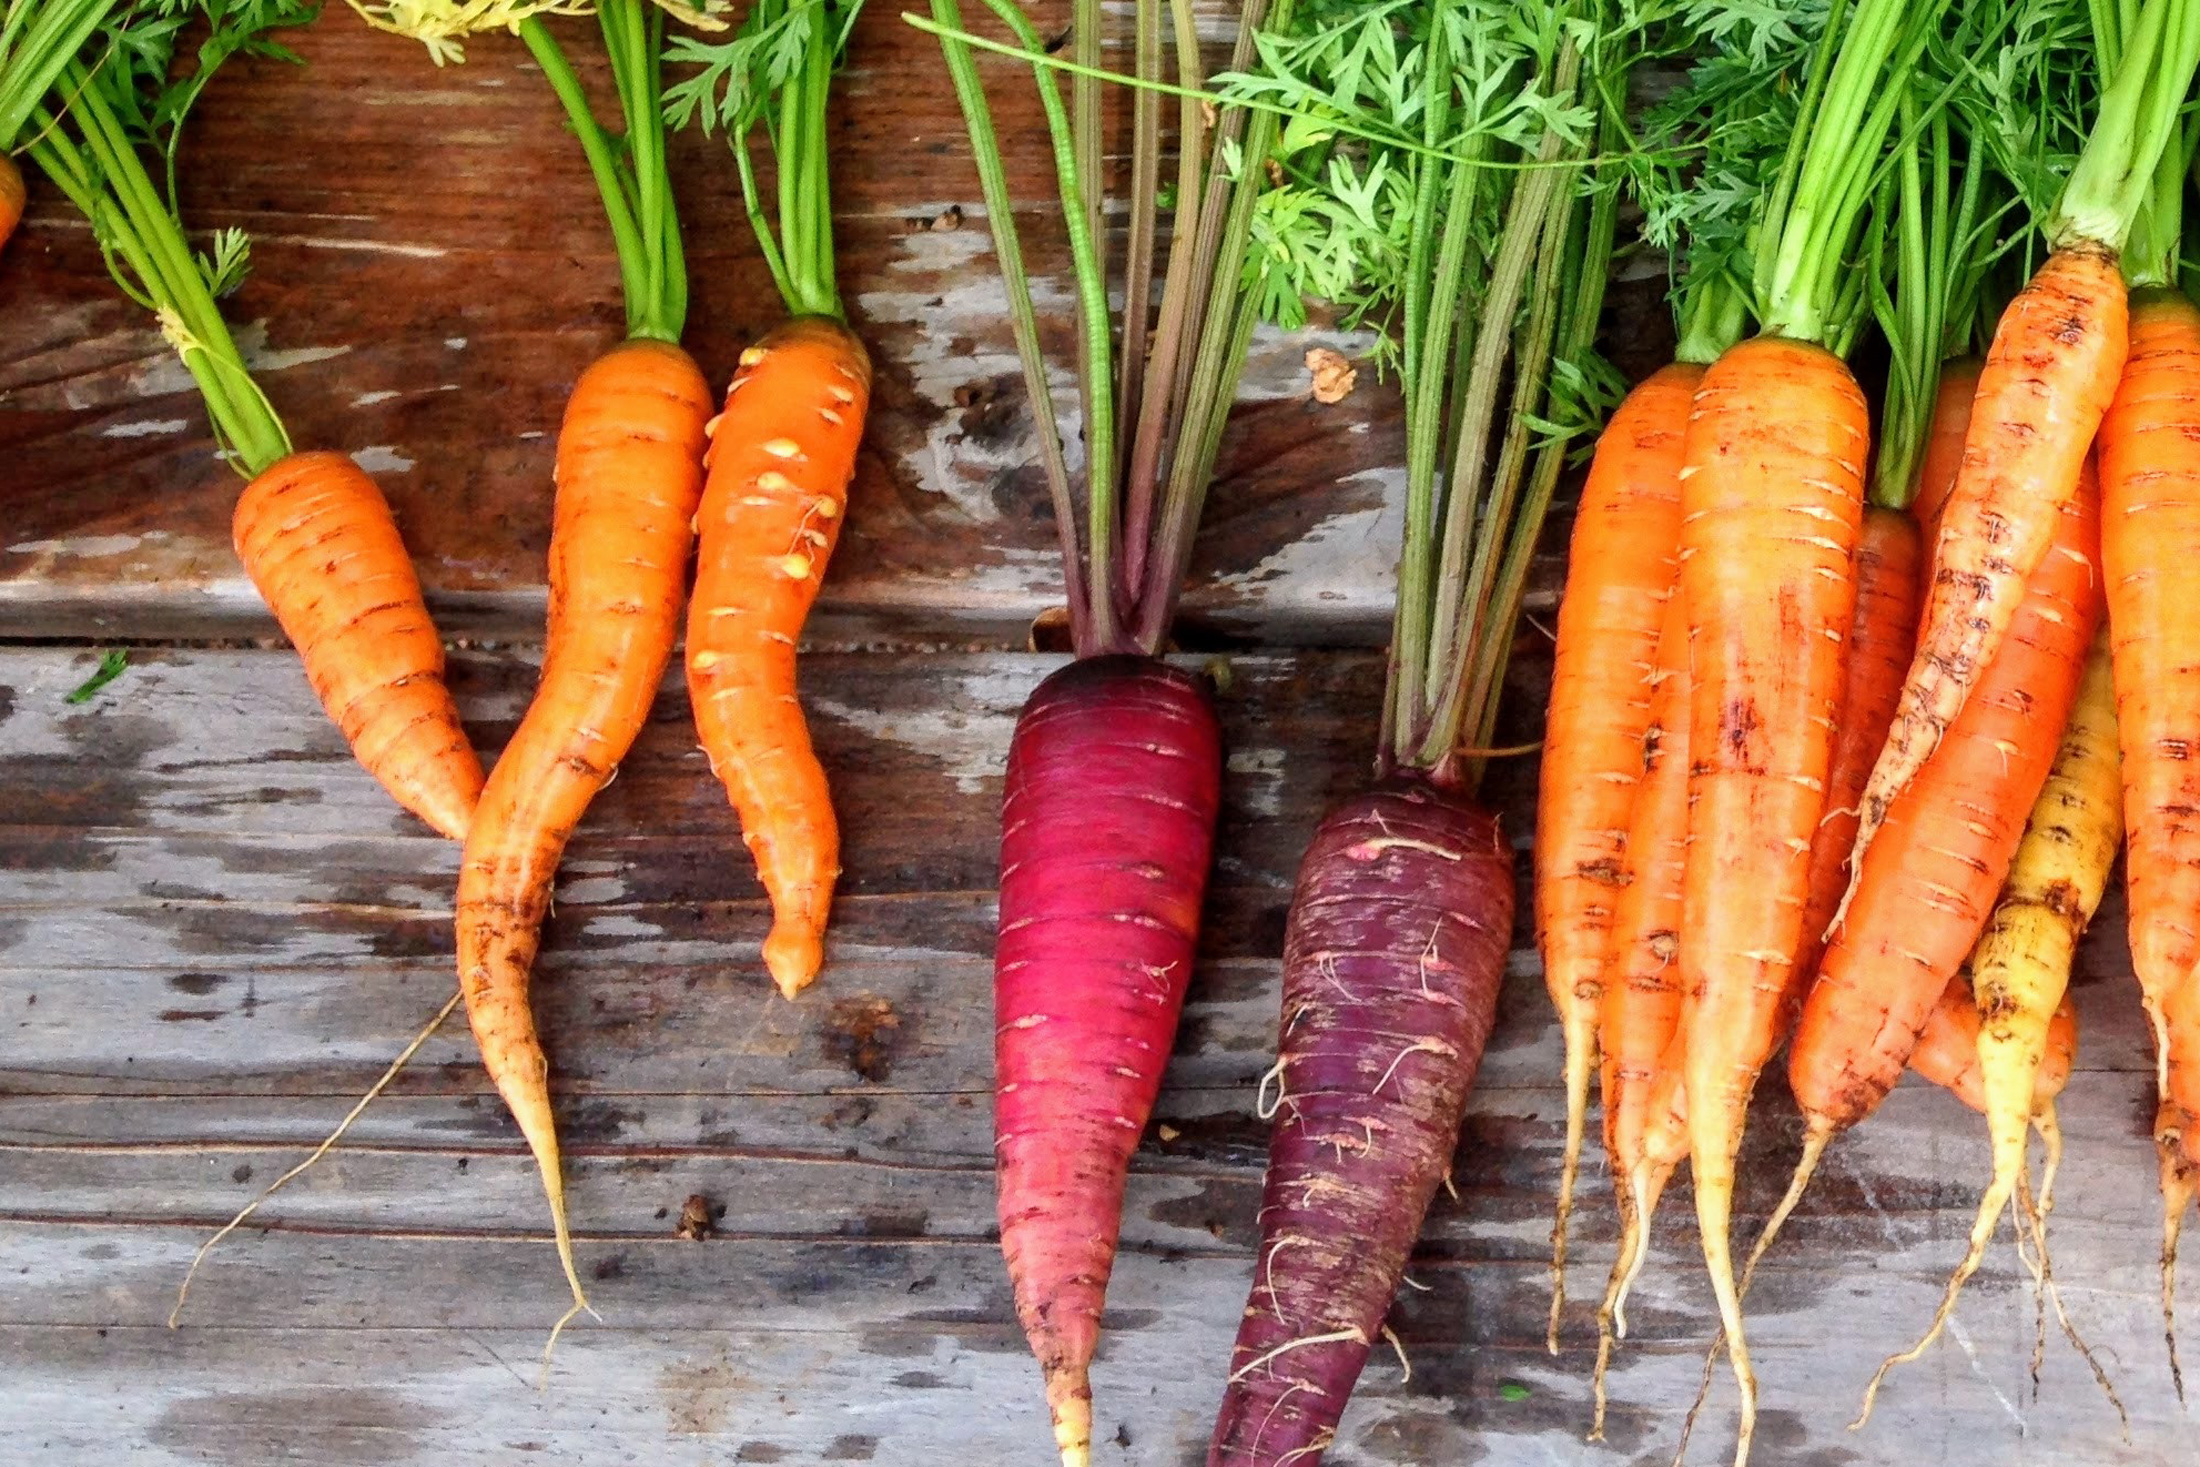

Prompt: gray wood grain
[0,646,2182,1464]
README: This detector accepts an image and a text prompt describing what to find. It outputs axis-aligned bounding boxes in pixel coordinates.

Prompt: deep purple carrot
[1204,8,1626,1461]
[934,4,1296,1459]
[997,656,1222,1463]
[1210,780,1510,1464]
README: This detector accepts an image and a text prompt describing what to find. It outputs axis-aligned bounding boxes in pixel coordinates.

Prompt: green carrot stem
[2051,0,2200,251]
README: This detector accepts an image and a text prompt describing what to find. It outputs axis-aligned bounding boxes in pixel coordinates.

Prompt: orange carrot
[1755,471,2101,1276]
[687,316,872,998]
[0,154,22,250]
[1793,505,1923,998]
[2098,286,2200,1375]
[1676,334,1868,1458]
[233,450,483,840]
[457,339,712,1329]
[1589,566,1691,1433]
[1846,247,2127,911]
[1910,358,1982,544]
[1537,360,1696,1350]
[1909,975,2078,1116]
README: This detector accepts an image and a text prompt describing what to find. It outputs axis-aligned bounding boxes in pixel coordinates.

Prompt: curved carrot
[0,153,23,250]
[1756,472,2101,1283]
[233,450,483,840]
[1909,976,2078,1116]
[1537,360,1696,1351]
[688,315,872,998]
[1847,246,2126,914]
[1793,505,1923,997]
[1675,334,1867,1453]
[1911,357,1981,544]
[1590,574,1690,1433]
[458,339,711,1329]
[2098,286,2200,1375]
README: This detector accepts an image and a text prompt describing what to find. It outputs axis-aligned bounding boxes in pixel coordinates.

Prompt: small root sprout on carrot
[170,990,462,1329]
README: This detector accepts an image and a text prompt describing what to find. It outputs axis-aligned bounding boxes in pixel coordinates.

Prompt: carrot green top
[1754,0,1952,347]
[22,0,319,478]
[2047,0,2200,255]
[2092,0,2198,286]
[0,0,121,148]
[353,0,727,343]
[917,0,1298,660]
[667,0,859,322]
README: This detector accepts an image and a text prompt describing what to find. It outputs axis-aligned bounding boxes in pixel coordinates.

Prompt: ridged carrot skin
[1908,976,2077,1116]
[688,315,872,999]
[1911,358,1982,544]
[1209,778,1510,1467]
[1790,478,2100,1136]
[2098,290,2200,1173]
[1673,335,1866,1455]
[1794,506,1923,996]
[1851,246,2127,904]
[1590,584,1689,1429]
[995,655,1222,1467]
[457,338,711,1318]
[0,154,23,250]
[233,449,483,840]
[1536,360,1696,1347]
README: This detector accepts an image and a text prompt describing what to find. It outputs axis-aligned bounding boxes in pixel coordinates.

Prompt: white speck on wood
[97,419,189,440]
[350,447,417,475]
[351,390,400,407]
[7,534,144,558]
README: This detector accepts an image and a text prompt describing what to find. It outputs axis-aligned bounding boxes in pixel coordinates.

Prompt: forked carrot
[235,452,484,841]
[1538,360,1695,1352]
[673,0,869,997]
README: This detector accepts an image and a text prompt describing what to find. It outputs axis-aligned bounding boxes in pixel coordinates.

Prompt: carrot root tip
[764,923,824,999]
[1044,1363,1092,1467]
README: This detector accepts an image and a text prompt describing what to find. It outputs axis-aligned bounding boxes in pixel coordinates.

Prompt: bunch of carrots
[1541,0,2200,1456]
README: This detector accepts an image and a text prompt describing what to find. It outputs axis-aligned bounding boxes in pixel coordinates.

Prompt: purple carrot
[1210,777,1512,1466]
[997,656,1223,1466]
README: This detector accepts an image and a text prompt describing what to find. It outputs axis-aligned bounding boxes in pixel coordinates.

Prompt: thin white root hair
[1381,1324,1410,1383]
[169,989,463,1328]
[1256,1056,1290,1121]
[1228,1328,1366,1384]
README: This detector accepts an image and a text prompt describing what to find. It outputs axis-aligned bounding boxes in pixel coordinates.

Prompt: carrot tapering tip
[764,923,824,999]
[1045,1362,1092,1467]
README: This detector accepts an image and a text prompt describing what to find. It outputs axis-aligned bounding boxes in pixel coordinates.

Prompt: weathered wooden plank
[0,642,2185,1464]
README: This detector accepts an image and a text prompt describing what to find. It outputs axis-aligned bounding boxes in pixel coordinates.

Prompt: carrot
[1792,505,1923,995]
[1750,470,2102,1297]
[1202,8,1633,1459]
[1536,360,1695,1352]
[1210,781,1510,1465]
[931,2,1303,1456]
[2098,285,2200,1380]
[1844,0,2200,903]
[1910,358,1982,543]
[1590,574,1691,1434]
[1908,975,2078,1119]
[672,0,868,997]
[457,338,710,1335]
[364,0,719,1338]
[234,451,484,840]
[1859,634,2121,1417]
[686,317,870,996]
[0,153,21,248]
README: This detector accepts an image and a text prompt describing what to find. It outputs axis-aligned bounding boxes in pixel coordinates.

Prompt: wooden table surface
[0,11,2180,1467]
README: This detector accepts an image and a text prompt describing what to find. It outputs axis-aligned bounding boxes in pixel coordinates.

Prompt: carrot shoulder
[1536,359,1696,1349]
[458,339,711,1324]
[233,450,483,840]
[688,316,872,999]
